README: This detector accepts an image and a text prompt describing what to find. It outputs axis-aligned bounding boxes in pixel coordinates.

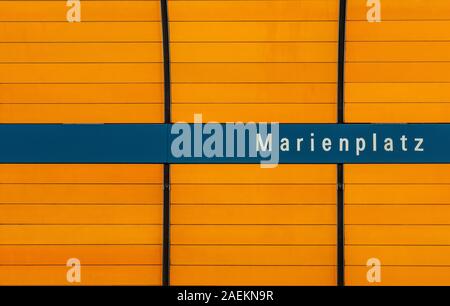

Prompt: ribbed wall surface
[0,1,164,285]
[0,0,164,123]
[171,165,337,285]
[0,0,447,286]
[345,0,450,286]
[0,164,163,285]
[346,0,450,122]
[168,0,338,286]
[169,0,338,123]
[345,165,450,286]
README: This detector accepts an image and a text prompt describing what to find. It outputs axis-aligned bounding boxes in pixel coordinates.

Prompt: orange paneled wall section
[345,0,450,286]
[169,0,338,286]
[0,0,164,123]
[0,1,164,285]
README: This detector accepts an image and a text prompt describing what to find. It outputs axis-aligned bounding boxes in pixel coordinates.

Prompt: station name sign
[0,122,448,165]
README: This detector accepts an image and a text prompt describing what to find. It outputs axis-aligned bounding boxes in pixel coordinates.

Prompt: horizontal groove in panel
[172,83,336,103]
[347,0,450,21]
[172,205,336,225]
[172,245,336,266]
[346,225,450,245]
[0,225,162,244]
[0,204,162,224]
[346,266,450,286]
[172,63,336,82]
[0,23,162,42]
[347,63,450,83]
[0,63,162,83]
[345,165,450,184]
[171,266,336,286]
[172,185,336,205]
[171,225,336,245]
[169,0,338,21]
[347,21,450,41]
[345,103,450,123]
[171,42,337,62]
[346,185,450,205]
[346,245,450,266]
[0,265,161,285]
[0,245,161,265]
[173,103,336,123]
[170,22,338,42]
[0,1,161,21]
[346,42,450,62]
[346,205,450,225]
[0,185,163,204]
[172,165,336,184]
[0,43,162,62]
[0,165,163,183]
[0,103,164,123]
[0,83,163,103]
[346,83,450,103]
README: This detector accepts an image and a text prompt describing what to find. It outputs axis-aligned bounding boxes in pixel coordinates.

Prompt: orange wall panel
[171,164,336,286]
[345,164,450,286]
[170,0,338,21]
[0,245,161,265]
[172,184,335,205]
[347,0,450,20]
[172,83,336,104]
[172,164,336,184]
[169,0,338,123]
[0,1,163,123]
[0,1,161,22]
[172,245,336,266]
[171,266,336,286]
[0,164,163,286]
[347,267,450,286]
[0,266,162,286]
[346,0,450,123]
[0,23,161,42]
[0,43,162,62]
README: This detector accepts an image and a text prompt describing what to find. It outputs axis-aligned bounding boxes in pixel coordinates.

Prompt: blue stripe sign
[0,123,448,165]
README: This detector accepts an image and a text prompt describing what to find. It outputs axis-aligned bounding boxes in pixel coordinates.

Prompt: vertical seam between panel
[160,0,171,287]
[337,0,347,287]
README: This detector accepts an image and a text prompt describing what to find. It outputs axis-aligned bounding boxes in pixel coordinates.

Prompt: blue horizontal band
[0,124,448,164]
